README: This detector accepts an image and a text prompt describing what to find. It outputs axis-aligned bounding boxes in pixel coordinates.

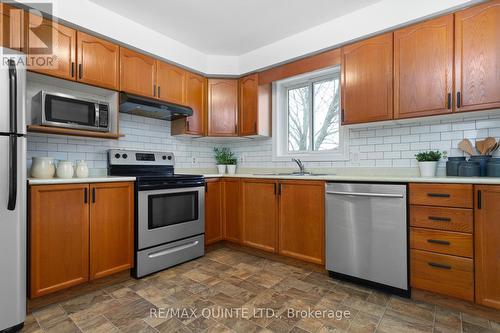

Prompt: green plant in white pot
[415,151,445,177]
[213,147,232,174]
[227,157,238,175]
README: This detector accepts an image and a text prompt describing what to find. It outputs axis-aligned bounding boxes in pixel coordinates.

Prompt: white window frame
[272,66,348,161]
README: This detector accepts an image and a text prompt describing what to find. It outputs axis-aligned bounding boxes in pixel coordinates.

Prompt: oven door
[137,186,204,250]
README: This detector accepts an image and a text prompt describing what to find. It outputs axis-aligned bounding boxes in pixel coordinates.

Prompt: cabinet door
[157,61,186,104]
[89,182,134,280]
[26,14,76,80]
[77,31,119,90]
[475,185,500,309]
[242,179,278,252]
[455,1,500,112]
[205,179,222,245]
[394,15,453,119]
[341,33,393,124]
[208,79,238,136]
[279,181,325,264]
[239,74,258,136]
[120,47,156,98]
[223,179,242,243]
[185,72,206,135]
[29,184,89,298]
[0,3,23,50]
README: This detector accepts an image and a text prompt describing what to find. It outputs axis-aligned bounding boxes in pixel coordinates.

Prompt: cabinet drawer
[410,205,473,233]
[410,227,473,258]
[409,183,473,208]
[411,249,473,301]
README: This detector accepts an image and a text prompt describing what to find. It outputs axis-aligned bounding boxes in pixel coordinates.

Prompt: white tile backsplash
[27,110,500,174]
[228,111,500,170]
[27,113,217,175]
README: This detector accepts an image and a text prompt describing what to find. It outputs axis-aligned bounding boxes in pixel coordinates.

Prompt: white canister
[227,164,237,175]
[56,160,74,179]
[31,157,56,178]
[75,160,89,178]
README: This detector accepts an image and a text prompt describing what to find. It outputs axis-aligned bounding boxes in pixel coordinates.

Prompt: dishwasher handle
[326,190,404,199]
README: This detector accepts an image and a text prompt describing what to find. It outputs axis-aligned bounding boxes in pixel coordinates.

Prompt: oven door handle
[147,241,199,258]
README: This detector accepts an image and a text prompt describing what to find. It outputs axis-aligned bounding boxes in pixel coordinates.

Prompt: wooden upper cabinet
[455,1,500,112]
[77,31,119,90]
[207,79,239,136]
[239,74,259,136]
[205,179,223,245]
[157,61,186,104]
[120,47,156,98]
[394,15,454,119]
[241,179,278,252]
[26,14,76,80]
[29,184,89,298]
[341,33,393,124]
[172,71,206,136]
[0,3,23,51]
[223,179,242,243]
[474,185,500,310]
[279,181,325,264]
[89,182,134,280]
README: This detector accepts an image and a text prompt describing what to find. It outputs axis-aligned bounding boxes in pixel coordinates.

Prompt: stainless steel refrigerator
[0,47,27,332]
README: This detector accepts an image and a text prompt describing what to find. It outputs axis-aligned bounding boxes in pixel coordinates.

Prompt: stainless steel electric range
[108,149,205,278]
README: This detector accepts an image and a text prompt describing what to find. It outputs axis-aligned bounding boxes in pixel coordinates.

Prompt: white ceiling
[89,0,382,56]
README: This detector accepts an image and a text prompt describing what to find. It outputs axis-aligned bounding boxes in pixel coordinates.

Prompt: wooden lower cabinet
[279,180,325,264]
[89,182,134,280]
[29,184,89,298]
[241,179,278,252]
[474,185,500,309]
[223,179,242,243]
[411,249,474,301]
[205,179,222,245]
[29,182,134,298]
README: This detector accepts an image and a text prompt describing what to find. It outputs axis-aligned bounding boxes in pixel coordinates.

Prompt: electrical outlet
[191,156,197,165]
[239,153,245,163]
[352,152,359,162]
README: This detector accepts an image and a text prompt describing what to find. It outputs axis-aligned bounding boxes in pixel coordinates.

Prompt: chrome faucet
[292,158,306,173]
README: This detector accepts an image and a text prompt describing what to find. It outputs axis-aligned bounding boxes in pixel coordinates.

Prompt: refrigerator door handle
[8,59,17,134]
[7,135,17,211]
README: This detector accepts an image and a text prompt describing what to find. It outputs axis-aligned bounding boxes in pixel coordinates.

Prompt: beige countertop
[199,173,500,184]
[28,176,136,185]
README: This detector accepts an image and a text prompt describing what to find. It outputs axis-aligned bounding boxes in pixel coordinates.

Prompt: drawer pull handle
[428,216,451,222]
[428,262,451,270]
[427,193,450,198]
[427,239,450,245]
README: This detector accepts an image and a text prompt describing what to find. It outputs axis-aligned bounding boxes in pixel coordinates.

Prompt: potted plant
[415,150,445,177]
[213,147,231,174]
[227,157,238,175]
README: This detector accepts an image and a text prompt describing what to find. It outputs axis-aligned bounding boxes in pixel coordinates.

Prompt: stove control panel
[108,149,174,166]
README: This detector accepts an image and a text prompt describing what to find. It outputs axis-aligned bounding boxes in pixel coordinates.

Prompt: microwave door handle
[8,59,17,134]
[95,104,100,127]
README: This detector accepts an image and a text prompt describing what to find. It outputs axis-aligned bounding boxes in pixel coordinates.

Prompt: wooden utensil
[458,139,476,156]
[476,139,487,155]
[483,137,497,155]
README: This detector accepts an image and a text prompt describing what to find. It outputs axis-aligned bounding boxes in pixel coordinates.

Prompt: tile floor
[23,246,500,333]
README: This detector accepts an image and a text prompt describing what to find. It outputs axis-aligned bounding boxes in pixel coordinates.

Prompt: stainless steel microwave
[32,91,110,132]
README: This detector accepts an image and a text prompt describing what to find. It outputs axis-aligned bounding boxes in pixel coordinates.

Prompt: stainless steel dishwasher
[326,182,409,296]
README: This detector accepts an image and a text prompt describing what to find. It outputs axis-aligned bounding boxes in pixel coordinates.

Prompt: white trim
[272,66,349,162]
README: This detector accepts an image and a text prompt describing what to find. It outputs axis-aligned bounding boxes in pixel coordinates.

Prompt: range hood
[119,92,193,121]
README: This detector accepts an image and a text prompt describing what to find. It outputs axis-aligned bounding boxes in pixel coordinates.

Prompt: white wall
[19,0,481,75]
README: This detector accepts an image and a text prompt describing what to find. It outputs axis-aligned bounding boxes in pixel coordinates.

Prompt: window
[273,66,347,161]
